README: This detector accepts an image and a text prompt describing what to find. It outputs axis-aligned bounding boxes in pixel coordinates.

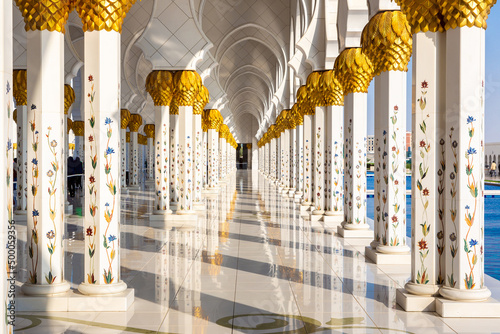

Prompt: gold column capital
[334,47,373,95]
[121,109,131,129]
[438,0,496,30]
[203,109,222,131]
[361,11,412,76]
[126,132,130,143]
[306,71,326,108]
[193,85,209,115]
[219,124,230,139]
[67,118,73,135]
[320,70,344,106]
[138,133,147,145]
[395,0,443,33]
[144,124,155,139]
[145,70,174,106]
[291,103,303,126]
[64,84,75,115]
[74,0,138,33]
[72,120,85,136]
[128,113,142,132]
[297,85,314,116]
[172,70,202,107]
[15,0,72,33]
[13,69,27,106]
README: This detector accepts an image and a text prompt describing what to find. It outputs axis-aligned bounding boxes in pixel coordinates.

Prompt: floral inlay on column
[45,127,59,284]
[87,76,97,284]
[388,106,403,246]
[448,127,458,288]
[28,104,39,284]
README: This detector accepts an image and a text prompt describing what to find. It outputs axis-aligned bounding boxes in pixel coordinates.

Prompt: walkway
[15,171,500,333]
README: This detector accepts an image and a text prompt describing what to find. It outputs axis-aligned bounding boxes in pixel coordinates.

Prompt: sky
[366,7,500,143]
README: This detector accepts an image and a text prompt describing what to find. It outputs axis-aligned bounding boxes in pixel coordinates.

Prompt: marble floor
[13,171,500,333]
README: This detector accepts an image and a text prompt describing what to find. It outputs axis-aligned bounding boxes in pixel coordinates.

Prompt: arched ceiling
[11,0,340,141]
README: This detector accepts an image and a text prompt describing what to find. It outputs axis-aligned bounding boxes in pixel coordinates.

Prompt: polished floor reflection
[14,171,500,333]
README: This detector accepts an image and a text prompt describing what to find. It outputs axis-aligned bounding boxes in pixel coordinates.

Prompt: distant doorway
[236,143,249,169]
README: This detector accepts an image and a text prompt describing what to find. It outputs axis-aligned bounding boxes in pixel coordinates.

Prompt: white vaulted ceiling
[12,0,336,142]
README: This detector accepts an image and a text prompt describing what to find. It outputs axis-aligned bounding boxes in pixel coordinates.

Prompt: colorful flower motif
[452,141,458,148]
[108,235,117,242]
[86,227,93,236]
[32,209,39,217]
[450,233,457,242]
[46,230,55,239]
[421,81,428,89]
[437,231,444,239]
[418,239,428,250]
[89,176,96,183]
[104,117,112,125]
[50,140,57,147]
[47,170,54,177]
[469,239,478,247]
[392,146,396,151]
[466,116,476,124]
[419,140,426,148]
[88,75,94,82]
[32,158,38,165]
[466,147,477,155]
[31,104,36,110]
[88,135,94,142]
[105,147,115,155]
[391,215,398,223]
[422,188,429,196]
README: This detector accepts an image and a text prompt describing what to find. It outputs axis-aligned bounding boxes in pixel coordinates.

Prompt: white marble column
[120,109,130,190]
[312,106,326,216]
[173,71,201,214]
[440,26,490,302]
[202,126,207,189]
[169,112,179,208]
[289,126,297,197]
[78,28,126,295]
[265,142,270,177]
[270,136,277,183]
[295,117,304,202]
[206,118,220,190]
[15,105,28,212]
[325,105,344,221]
[301,115,313,208]
[405,31,445,297]
[144,125,154,181]
[193,113,203,209]
[23,28,69,295]
[1,1,14,329]
[372,72,409,255]
[128,114,142,189]
[340,93,369,232]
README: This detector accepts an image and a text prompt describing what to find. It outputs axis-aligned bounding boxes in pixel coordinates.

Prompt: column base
[436,295,500,317]
[145,179,154,185]
[337,223,372,238]
[16,288,134,312]
[405,281,440,297]
[364,245,411,264]
[323,214,343,224]
[78,280,127,296]
[128,185,140,190]
[121,187,129,194]
[438,286,491,302]
[22,281,71,296]
[396,288,436,312]
[311,209,325,216]
[310,212,324,222]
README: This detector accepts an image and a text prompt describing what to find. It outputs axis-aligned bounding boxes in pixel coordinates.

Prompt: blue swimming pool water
[365,172,500,281]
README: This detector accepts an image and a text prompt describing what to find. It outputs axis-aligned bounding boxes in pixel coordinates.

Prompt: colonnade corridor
[11,170,500,333]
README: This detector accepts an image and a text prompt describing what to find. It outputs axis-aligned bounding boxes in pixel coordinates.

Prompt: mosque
[1,0,500,333]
